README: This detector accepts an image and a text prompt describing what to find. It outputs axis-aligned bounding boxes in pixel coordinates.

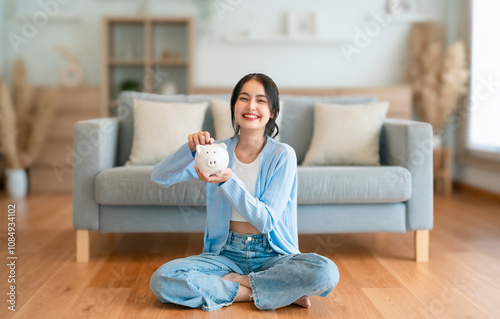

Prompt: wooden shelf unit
[101,16,196,116]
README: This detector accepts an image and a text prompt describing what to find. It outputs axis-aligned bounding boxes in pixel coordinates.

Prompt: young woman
[150,73,339,311]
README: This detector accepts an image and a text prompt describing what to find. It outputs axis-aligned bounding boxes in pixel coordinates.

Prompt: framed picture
[286,11,316,38]
[387,0,422,15]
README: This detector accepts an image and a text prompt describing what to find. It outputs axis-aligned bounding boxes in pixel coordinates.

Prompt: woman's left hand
[194,166,232,184]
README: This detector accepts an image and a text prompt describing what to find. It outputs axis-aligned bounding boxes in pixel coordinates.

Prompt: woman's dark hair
[230,73,280,138]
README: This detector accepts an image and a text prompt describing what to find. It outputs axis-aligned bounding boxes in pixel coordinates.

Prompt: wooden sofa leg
[76,230,90,262]
[415,230,429,262]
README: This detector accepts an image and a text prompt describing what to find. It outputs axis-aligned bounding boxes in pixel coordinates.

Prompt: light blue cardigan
[151,135,300,255]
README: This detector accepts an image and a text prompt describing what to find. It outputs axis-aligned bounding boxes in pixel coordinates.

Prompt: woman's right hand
[188,131,214,153]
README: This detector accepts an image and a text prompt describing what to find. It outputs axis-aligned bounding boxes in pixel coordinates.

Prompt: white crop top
[230,152,262,222]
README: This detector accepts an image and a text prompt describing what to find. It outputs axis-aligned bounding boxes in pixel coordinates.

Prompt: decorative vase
[60,62,84,88]
[161,80,178,95]
[432,133,443,149]
[5,168,28,198]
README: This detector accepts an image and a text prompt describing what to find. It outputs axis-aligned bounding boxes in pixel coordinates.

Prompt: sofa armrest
[380,118,433,231]
[72,118,119,231]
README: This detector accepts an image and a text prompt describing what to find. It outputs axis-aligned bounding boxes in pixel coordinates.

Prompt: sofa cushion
[95,165,411,206]
[302,101,389,166]
[126,100,209,166]
[210,99,235,140]
[116,92,230,166]
[278,95,377,164]
[95,166,206,206]
[297,166,411,204]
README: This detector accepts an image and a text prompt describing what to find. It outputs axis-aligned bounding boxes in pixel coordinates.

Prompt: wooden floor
[0,191,499,319]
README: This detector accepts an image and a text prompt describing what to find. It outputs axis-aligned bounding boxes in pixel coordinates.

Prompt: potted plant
[407,22,469,143]
[406,22,469,194]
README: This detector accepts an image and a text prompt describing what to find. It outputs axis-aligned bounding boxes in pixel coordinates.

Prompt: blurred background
[0,0,498,197]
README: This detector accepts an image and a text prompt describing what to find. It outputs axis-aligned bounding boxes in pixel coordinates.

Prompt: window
[468,0,500,158]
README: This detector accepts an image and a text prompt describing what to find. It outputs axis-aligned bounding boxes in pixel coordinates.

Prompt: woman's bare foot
[293,296,311,308]
[222,273,311,307]
[222,272,251,287]
[233,284,252,302]
[222,272,243,283]
[222,272,252,302]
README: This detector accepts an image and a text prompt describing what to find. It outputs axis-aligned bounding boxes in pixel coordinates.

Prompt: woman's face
[234,79,272,135]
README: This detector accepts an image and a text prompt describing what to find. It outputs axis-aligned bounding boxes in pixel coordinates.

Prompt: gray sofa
[73,91,433,262]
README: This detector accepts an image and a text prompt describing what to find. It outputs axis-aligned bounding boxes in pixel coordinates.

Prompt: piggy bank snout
[195,143,229,174]
[206,157,219,168]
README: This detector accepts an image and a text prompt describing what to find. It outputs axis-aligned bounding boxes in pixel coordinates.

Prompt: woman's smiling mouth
[242,113,260,120]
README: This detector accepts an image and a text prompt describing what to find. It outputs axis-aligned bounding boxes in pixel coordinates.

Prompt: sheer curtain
[468,0,500,157]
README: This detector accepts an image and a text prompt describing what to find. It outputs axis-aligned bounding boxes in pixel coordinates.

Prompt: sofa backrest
[116,91,377,166]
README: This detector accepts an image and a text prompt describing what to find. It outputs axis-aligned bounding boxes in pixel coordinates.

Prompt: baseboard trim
[453,181,500,203]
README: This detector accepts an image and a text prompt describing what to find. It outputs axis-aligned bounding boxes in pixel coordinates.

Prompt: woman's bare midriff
[229,221,261,234]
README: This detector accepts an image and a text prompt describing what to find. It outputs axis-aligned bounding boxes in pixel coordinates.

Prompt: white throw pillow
[125,99,209,166]
[210,99,283,141]
[210,100,235,141]
[302,101,389,166]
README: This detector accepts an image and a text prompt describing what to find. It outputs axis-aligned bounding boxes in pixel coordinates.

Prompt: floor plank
[62,288,132,319]
[11,258,106,319]
[363,288,430,319]
[454,287,500,318]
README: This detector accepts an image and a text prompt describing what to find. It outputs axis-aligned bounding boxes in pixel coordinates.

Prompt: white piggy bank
[195,143,229,176]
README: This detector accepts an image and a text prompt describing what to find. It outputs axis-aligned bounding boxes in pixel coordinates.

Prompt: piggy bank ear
[217,143,227,151]
[196,144,204,154]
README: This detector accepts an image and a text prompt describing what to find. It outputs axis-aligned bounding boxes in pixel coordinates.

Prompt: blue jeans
[150,231,340,311]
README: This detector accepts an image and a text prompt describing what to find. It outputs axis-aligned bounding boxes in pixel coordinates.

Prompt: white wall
[0,1,5,78]
[2,0,445,87]
[196,0,444,87]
